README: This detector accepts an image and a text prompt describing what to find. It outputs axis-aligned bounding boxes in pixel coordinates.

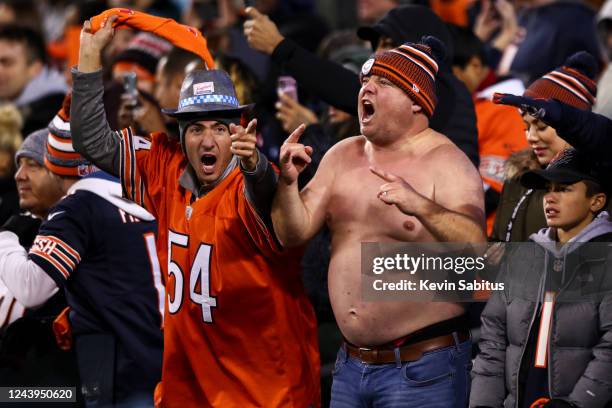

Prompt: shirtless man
[272,37,485,407]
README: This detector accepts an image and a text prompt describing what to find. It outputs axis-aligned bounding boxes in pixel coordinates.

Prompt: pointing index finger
[284,124,306,144]
[369,166,398,182]
[245,118,257,135]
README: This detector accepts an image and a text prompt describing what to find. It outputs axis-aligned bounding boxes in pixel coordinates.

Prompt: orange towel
[530,398,551,408]
[52,307,73,351]
[90,8,215,70]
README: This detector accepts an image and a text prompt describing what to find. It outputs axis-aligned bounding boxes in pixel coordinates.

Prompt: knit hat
[45,94,97,177]
[524,51,598,111]
[113,32,172,82]
[360,36,446,118]
[15,128,47,166]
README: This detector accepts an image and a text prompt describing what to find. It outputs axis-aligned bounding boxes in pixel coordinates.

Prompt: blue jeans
[330,338,472,408]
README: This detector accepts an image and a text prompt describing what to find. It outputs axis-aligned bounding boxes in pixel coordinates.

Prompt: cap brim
[520,168,589,190]
[162,103,254,120]
[357,26,382,50]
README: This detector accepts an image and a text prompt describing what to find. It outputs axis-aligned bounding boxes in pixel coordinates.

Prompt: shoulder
[589,232,612,242]
[150,132,179,147]
[50,190,107,218]
[505,148,539,180]
[123,130,180,154]
[325,135,364,156]
[426,132,476,170]
[39,191,101,235]
[316,135,365,171]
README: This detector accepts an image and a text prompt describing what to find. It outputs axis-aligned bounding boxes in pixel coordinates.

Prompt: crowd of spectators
[0,0,609,406]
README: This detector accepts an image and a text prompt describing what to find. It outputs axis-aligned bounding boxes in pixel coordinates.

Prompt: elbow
[272,225,303,248]
[20,297,44,309]
[71,120,86,155]
[271,220,307,248]
[276,233,306,249]
[17,289,46,309]
[10,272,56,309]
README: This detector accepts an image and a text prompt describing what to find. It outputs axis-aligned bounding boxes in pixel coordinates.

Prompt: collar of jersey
[179,156,239,198]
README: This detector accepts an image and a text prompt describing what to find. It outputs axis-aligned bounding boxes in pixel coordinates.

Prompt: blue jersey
[28,175,164,403]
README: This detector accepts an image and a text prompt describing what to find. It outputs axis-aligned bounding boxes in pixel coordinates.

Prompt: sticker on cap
[412,84,420,93]
[362,58,375,75]
[194,82,215,95]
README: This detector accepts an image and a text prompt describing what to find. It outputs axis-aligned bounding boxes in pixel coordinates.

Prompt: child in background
[472,148,612,408]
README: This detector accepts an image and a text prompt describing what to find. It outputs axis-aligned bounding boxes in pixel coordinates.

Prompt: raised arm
[272,125,334,247]
[70,16,121,176]
[230,119,278,224]
[243,7,360,115]
[493,93,612,163]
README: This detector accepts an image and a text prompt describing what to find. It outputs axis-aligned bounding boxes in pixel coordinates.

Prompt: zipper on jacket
[547,252,565,399]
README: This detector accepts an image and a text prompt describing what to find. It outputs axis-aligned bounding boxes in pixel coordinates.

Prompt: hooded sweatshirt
[13,67,68,136]
[472,211,612,408]
[530,211,612,249]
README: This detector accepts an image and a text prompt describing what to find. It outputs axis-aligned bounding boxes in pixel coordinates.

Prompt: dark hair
[448,24,486,69]
[583,179,609,216]
[160,47,200,79]
[0,0,42,31]
[0,23,47,65]
[584,179,604,197]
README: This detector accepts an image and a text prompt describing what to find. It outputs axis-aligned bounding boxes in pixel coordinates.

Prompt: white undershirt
[0,231,59,309]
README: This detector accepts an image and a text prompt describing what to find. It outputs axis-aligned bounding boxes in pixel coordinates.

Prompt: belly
[328,232,465,346]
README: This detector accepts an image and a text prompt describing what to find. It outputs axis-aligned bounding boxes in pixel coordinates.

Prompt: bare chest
[326,160,435,242]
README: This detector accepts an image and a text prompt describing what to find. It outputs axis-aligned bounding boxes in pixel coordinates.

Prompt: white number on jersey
[143,232,165,325]
[133,135,152,151]
[168,231,217,323]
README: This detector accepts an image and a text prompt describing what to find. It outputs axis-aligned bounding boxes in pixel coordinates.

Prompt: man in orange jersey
[70,15,320,408]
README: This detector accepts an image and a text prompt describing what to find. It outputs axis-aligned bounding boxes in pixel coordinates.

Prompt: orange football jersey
[118,128,320,407]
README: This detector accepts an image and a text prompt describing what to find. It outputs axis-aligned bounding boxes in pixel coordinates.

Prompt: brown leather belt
[344,331,469,364]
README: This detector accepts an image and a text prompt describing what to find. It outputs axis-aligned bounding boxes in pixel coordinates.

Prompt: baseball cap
[520,149,606,190]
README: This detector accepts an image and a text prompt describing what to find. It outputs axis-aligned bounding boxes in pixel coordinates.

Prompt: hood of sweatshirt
[358,5,454,66]
[14,66,68,107]
[530,211,612,256]
[66,171,155,221]
[476,78,526,101]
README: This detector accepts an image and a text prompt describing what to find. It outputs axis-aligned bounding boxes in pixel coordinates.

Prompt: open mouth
[200,153,217,175]
[362,100,375,122]
[532,147,548,157]
[545,207,559,217]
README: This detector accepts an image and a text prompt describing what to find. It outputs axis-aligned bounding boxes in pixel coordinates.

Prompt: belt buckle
[358,347,378,362]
